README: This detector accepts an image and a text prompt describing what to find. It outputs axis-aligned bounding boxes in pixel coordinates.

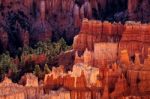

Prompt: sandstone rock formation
[40,88,71,99]
[138,68,150,93]
[1,1,150,99]
[0,0,150,54]
[71,19,150,98]
[1,51,150,98]
[44,64,104,98]
[73,19,124,52]
[120,50,130,66]
[19,73,38,87]
[119,22,150,58]
[0,27,8,51]
[126,65,150,95]
[75,43,118,67]
[23,0,33,9]
[94,43,118,66]
[20,30,29,47]
[44,64,102,89]
[73,19,150,62]
[0,77,43,99]
[111,74,128,98]
[128,0,150,22]
[102,73,110,99]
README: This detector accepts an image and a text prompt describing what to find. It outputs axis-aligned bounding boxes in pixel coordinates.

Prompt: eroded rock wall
[73,19,150,59]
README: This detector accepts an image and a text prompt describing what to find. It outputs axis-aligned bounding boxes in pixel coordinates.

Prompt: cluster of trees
[33,64,50,79]
[0,52,19,81]
[22,38,71,62]
[0,38,71,82]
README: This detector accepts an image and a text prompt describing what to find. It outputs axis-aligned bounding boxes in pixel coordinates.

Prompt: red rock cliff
[73,19,124,52]
[73,19,150,60]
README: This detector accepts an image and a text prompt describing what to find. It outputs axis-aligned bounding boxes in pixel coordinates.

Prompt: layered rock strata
[1,52,150,99]
[44,51,150,98]
[19,73,38,87]
[44,64,101,89]
[73,19,150,61]
[0,77,43,99]
[73,19,124,52]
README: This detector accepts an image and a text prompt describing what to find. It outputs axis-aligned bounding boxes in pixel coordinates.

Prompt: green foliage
[0,52,17,80]
[32,38,71,63]
[31,39,71,79]
[0,38,71,81]
[10,63,18,74]
[21,38,71,60]
[44,64,50,74]
[9,63,19,82]
[58,38,68,51]
[33,65,43,79]
[0,53,10,69]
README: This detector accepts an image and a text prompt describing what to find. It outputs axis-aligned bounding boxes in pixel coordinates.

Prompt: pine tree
[9,63,19,82]
[33,65,43,79]
[58,38,67,51]
[44,64,50,74]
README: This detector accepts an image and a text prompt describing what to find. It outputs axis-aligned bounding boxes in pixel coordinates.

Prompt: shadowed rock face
[0,0,150,55]
[0,2,31,55]
[128,0,150,22]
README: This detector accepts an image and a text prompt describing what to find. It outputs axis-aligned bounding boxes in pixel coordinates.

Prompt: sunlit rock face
[73,19,150,60]
[1,1,150,99]
[119,22,150,59]
[73,19,123,52]
[125,56,150,95]
[73,19,124,52]
[19,73,38,87]
[120,50,130,65]
[44,64,101,89]
[44,54,150,98]
[0,77,43,99]
[75,43,118,67]
[71,18,150,97]
[1,59,150,99]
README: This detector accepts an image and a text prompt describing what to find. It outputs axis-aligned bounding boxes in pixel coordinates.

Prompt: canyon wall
[0,28,8,51]
[119,22,150,58]
[44,56,150,98]
[73,19,150,61]
[0,77,44,99]
[73,19,124,52]
[0,0,150,54]
[71,19,150,98]
[0,0,150,55]
[74,43,118,67]
[1,67,150,98]
[128,0,150,22]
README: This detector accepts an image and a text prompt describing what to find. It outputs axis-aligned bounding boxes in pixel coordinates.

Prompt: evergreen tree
[33,65,43,79]
[9,63,19,82]
[44,64,50,74]
[58,38,67,51]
